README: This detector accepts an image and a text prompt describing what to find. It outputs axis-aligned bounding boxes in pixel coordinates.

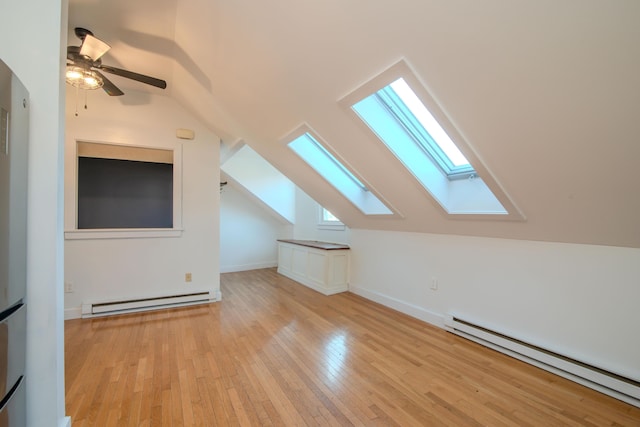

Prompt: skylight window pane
[353,77,474,179]
[289,133,366,191]
[389,78,470,167]
[314,138,368,190]
[342,60,523,218]
[287,131,392,215]
[350,74,510,215]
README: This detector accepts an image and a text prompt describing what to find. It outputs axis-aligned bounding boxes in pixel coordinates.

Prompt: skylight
[291,134,367,191]
[287,130,393,215]
[390,78,471,171]
[344,60,524,218]
[359,77,475,180]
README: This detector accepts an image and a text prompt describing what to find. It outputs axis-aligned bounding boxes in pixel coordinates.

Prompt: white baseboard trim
[220,261,277,273]
[349,284,444,328]
[65,307,82,320]
[60,416,72,427]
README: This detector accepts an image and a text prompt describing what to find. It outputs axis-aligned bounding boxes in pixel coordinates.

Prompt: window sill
[317,223,346,231]
[64,228,183,240]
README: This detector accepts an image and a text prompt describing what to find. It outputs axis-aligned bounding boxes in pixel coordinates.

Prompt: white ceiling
[67,0,640,248]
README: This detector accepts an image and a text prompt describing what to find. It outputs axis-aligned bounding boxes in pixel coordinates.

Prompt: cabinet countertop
[277,239,350,251]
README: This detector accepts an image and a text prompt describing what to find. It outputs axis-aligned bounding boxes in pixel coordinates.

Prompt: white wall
[349,229,640,382]
[220,184,291,272]
[0,0,69,425]
[64,89,220,318]
[218,139,353,274]
[293,187,351,244]
[219,142,353,272]
[218,176,350,273]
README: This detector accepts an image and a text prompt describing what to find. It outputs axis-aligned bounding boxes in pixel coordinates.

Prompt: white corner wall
[218,176,350,273]
[220,184,292,272]
[0,0,69,425]
[293,187,351,244]
[64,89,220,318]
[349,229,640,383]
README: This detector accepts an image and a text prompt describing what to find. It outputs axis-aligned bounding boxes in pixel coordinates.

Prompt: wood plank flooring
[65,268,640,426]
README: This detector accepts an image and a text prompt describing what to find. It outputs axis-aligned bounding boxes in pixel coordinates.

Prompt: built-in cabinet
[277,240,350,295]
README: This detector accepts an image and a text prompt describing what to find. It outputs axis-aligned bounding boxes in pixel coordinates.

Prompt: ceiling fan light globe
[83,76,99,87]
[65,66,104,90]
[65,68,83,81]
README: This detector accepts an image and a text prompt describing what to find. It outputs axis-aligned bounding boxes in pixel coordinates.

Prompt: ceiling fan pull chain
[84,89,88,111]
[75,85,79,117]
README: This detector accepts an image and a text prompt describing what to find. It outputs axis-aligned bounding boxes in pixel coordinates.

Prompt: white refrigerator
[0,57,28,426]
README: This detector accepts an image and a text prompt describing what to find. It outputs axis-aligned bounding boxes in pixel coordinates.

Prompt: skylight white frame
[281,124,397,216]
[340,60,525,221]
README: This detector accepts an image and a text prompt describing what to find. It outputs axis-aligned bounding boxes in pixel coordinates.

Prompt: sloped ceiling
[67,0,640,248]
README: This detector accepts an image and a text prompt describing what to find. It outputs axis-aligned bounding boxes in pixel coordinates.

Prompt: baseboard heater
[444,314,640,408]
[82,291,212,318]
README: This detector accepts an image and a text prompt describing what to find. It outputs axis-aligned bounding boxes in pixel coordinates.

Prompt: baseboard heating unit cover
[444,314,640,408]
[82,291,214,318]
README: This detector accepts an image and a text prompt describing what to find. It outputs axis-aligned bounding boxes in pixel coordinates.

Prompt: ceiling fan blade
[94,71,124,96]
[98,65,167,89]
[80,34,111,61]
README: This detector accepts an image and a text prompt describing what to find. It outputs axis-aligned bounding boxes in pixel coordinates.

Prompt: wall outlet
[185,273,192,283]
[430,277,438,291]
[64,281,73,293]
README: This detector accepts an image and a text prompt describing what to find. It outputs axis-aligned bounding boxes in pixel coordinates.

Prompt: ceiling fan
[66,27,167,96]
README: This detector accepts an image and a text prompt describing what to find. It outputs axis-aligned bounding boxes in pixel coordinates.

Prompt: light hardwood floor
[65,268,640,426]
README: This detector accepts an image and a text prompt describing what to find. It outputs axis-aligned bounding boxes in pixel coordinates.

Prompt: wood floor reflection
[65,268,640,426]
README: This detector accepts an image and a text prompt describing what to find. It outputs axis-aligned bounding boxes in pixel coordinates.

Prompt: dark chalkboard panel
[78,157,173,229]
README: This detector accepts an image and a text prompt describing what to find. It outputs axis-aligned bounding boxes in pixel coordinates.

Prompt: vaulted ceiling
[67,0,640,248]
